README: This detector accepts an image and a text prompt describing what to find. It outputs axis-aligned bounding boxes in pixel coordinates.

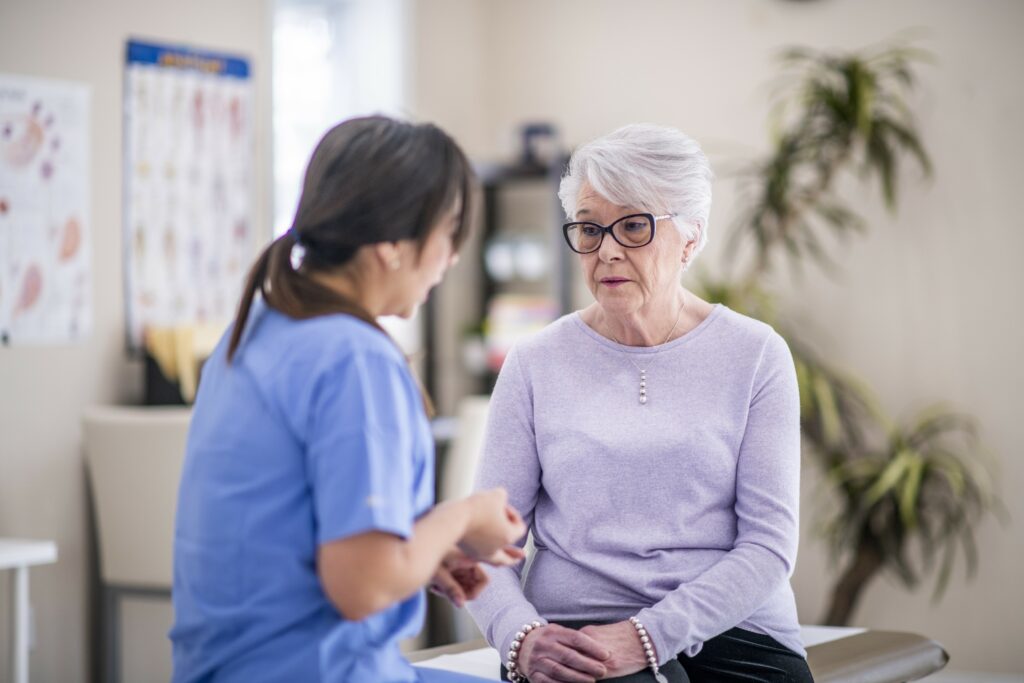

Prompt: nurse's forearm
[318,498,475,621]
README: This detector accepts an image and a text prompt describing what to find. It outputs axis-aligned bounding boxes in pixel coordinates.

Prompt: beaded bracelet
[629,616,668,683]
[506,620,541,682]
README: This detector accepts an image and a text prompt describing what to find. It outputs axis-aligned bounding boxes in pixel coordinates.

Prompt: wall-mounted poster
[0,74,91,346]
[123,39,254,351]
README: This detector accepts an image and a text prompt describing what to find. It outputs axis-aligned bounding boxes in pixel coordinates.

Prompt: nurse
[170,115,525,682]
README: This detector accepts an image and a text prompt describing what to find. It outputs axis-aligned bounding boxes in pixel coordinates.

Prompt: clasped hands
[516,621,653,683]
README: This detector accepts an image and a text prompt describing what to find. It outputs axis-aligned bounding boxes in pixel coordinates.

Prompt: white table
[0,539,58,683]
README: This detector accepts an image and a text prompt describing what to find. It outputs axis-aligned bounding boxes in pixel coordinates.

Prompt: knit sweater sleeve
[636,331,802,663]
[464,345,548,656]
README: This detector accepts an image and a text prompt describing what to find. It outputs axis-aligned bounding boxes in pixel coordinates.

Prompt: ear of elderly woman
[467,124,812,683]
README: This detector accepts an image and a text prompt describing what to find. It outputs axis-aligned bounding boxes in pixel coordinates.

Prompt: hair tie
[287,227,306,271]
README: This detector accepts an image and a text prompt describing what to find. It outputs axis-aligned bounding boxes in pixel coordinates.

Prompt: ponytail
[226,236,277,362]
[227,231,370,361]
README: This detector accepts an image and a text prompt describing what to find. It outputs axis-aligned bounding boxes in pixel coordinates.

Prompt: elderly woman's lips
[600,278,630,287]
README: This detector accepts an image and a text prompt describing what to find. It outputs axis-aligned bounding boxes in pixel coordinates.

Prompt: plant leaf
[899,457,925,529]
[863,449,912,508]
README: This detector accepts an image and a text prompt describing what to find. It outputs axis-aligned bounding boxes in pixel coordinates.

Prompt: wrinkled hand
[428,550,489,608]
[518,623,611,683]
[577,621,651,679]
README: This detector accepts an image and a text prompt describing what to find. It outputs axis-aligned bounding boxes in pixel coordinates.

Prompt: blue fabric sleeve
[306,350,420,545]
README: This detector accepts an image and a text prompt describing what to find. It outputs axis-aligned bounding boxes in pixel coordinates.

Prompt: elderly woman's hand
[518,623,611,683]
[577,622,651,679]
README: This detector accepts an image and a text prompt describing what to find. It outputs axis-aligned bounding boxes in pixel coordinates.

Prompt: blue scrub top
[170,301,436,683]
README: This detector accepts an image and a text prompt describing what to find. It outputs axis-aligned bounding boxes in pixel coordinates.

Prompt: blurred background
[0,0,1021,681]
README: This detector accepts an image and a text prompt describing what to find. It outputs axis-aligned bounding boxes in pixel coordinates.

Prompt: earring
[389,258,401,270]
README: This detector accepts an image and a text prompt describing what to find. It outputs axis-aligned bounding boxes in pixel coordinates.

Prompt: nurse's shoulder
[248,304,404,375]
[226,304,409,423]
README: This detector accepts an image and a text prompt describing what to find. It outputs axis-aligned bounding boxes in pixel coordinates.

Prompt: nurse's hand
[459,489,527,564]
[428,550,488,608]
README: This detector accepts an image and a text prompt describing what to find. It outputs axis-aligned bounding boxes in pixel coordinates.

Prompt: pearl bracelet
[506,620,541,682]
[629,616,668,683]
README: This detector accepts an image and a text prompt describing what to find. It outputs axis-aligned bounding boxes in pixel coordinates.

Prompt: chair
[83,405,192,683]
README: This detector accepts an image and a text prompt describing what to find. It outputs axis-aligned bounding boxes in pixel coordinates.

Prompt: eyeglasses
[562,213,676,254]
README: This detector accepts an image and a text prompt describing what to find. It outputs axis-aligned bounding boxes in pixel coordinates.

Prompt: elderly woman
[466,124,812,683]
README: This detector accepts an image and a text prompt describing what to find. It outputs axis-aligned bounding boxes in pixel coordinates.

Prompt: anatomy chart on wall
[0,74,91,346]
[123,40,254,351]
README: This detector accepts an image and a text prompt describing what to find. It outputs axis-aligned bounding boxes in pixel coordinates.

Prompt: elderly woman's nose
[597,233,623,260]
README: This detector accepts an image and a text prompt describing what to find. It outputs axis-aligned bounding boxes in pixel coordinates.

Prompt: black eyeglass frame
[561,213,676,254]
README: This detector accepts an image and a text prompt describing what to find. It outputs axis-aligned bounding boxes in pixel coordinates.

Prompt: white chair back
[83,406,191,587]
[440,396,492,502]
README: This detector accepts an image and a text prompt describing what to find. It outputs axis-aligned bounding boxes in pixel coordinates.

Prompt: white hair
[558,123,713,259]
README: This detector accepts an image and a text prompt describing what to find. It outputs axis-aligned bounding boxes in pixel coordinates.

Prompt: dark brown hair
[227,116,475,410]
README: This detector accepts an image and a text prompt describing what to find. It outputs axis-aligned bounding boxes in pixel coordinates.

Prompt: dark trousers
[501,620,813,682]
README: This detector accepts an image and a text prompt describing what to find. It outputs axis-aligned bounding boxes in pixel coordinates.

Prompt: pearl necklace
[608,298,686,405]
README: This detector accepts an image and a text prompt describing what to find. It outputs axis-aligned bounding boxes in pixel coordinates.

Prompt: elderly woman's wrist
[506,620,544,682]
[634,610,669,661]
[629,615,669,682]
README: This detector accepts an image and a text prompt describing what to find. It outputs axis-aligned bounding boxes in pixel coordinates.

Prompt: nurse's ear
[372,241,403,272]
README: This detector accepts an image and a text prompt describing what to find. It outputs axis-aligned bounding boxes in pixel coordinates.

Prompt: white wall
[410,0,1024,673]
[0,0,270,680]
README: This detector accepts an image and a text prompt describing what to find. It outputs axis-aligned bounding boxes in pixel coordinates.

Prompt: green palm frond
[733,41,932,282]
[791,344,881,460]
[825,405,999,600]
[691,276,778,324]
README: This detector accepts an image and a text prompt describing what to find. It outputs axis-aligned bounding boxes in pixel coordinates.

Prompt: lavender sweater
[466,305,806,665]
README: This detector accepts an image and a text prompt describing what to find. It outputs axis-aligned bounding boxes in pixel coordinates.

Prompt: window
[272,0,418,350]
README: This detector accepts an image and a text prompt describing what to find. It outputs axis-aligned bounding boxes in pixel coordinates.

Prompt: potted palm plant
[701,40,1004,625]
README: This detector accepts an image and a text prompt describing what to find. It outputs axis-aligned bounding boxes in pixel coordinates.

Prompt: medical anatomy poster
[123,40,254,350]
[0,74,91,345]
